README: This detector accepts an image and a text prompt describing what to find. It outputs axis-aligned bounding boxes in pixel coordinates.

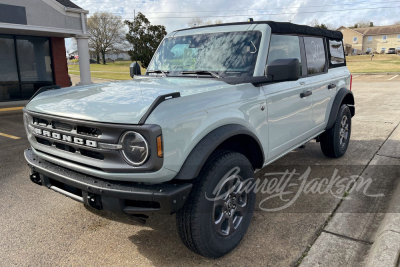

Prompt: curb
[366,182,400,267]
[352,73,400,75]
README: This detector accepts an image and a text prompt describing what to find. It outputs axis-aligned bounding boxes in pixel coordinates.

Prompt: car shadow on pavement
[76,138,400,267]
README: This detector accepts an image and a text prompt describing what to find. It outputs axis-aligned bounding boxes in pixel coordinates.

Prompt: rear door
[301,36,336,133]
[263,34,314,160]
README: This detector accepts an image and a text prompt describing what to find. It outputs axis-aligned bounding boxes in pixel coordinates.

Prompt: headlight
[120,131,149,166]
[23,113,32,138]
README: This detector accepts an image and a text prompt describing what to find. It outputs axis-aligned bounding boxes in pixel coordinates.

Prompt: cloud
[65,0,399,52]
[72,0,399,32]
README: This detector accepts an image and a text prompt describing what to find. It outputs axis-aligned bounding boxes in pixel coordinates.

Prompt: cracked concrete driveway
[1,76,400,266]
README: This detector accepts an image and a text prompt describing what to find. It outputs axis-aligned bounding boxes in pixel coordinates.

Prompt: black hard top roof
[177,21,343,40]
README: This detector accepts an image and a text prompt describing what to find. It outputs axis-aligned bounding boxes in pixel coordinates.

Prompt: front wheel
[176,150,256,258]
[320,104,352,158]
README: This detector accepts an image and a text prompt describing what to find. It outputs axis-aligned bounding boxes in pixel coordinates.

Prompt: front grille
[26,110,163,173]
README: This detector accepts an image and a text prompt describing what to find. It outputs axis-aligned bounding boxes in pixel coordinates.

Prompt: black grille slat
[54,142,76,153]
[77,126,102,137]
[36,137,52,146]
[52,121,73,131]
[80,149,105,160]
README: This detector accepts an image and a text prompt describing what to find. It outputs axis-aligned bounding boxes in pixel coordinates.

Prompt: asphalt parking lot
[1,75,400,266]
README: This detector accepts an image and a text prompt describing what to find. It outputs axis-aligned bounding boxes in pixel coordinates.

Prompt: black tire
[176,150,256,258]
[320,104,352,158]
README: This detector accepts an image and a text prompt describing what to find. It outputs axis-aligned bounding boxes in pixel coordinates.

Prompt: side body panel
[263,79,313,160]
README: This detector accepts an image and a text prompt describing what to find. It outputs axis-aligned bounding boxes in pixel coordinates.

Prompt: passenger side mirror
[130,62,141,78]
[265,58,300,82]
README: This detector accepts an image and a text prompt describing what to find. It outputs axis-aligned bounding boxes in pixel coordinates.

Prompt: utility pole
[134,9,138,66]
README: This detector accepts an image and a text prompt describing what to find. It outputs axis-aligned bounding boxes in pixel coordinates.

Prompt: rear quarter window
[329,40,345,65]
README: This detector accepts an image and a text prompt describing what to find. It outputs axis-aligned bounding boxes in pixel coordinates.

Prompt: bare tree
[353,20,374,28]
[394,21,400,25]
[87,12,125,64]
[307,19,335,30]
[188,17,223,28]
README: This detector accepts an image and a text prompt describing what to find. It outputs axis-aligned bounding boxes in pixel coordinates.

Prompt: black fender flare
[325,88,355,130]
[173,124,265,180]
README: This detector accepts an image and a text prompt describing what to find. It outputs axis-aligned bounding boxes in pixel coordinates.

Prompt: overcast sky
[66,0,400,53]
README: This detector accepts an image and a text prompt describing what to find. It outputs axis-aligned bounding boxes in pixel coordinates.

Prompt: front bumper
[25,149,192,215]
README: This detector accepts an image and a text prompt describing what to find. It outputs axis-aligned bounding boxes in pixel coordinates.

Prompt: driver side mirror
[265,58,300,82]
[130,62,141,78]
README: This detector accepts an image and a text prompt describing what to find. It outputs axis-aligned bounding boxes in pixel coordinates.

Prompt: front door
[263,34,314,160]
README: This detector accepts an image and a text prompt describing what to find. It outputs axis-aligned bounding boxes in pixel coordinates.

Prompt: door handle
[300,91,312,98]
[328,84,336,89]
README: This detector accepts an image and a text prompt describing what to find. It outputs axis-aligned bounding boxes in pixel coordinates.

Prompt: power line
[88,5,400,20]
[104,0,400,13]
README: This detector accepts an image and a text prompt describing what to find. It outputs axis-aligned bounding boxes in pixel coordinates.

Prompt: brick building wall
[50,37,70,88]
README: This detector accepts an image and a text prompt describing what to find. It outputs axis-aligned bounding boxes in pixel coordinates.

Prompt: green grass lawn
[68,61,147,80]
[346,54,400,73]
[69,55,400,80]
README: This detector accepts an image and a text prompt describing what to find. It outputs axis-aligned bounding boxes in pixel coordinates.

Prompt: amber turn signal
[157,135,163,157]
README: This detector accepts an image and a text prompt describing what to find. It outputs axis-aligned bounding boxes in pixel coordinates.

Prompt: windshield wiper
[180,70,221,78]
[147,70,169,77]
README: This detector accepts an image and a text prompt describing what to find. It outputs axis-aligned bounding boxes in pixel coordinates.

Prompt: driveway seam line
[322,230,373,245]
[293,122,400,266]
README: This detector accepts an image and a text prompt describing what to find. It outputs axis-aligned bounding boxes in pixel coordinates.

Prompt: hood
[26,77,233,124]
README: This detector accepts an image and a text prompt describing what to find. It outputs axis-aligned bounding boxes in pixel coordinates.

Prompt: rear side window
[303,37,326,75]
[329,40,345,64]
[267,34,302,76]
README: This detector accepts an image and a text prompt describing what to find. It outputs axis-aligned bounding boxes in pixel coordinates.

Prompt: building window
[353,48,357,54]
[353,37,358,43]
[367,36,373,41]
[396,47,400,51]
[366,48,372,52]
[0,34,54,101]
[383,35,387,40]
[381,48,386,53]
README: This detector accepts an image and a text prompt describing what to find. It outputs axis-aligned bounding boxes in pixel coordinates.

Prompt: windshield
[147,31,262,78]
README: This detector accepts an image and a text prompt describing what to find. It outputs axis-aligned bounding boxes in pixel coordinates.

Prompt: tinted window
[16,36,53,82]
[304,37,326,75]
[267,35,302,75]
[329,40,345,64]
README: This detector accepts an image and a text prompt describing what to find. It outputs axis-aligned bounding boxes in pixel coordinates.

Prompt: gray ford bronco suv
[23,21,354,258]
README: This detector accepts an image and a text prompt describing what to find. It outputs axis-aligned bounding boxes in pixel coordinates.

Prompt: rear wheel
[320,104,352,158]
[176,150,256,258]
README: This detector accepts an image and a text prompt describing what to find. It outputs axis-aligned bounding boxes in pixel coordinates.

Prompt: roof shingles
[55,0,82,9]
[351,25,400,36]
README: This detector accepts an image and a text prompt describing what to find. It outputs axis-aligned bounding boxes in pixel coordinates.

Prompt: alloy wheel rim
[212,174,247,236]
[339,115,349,147]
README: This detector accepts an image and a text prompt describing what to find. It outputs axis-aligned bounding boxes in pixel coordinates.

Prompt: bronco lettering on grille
[33,128,97,148]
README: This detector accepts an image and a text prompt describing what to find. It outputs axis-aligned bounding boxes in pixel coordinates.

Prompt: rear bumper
[25,149,192,215]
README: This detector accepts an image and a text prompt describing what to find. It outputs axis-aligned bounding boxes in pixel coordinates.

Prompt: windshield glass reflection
[147,31,262,78]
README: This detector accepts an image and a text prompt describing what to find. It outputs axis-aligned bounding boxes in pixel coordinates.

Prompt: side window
[267,34,302,76]
[304,37,326,75]
[329,40,345,65]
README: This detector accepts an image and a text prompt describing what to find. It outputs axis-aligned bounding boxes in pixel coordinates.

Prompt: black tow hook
[30,172,42,185]
[87,194,103,210]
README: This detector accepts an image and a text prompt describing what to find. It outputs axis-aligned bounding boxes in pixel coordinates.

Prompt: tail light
[350,74,353,91]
